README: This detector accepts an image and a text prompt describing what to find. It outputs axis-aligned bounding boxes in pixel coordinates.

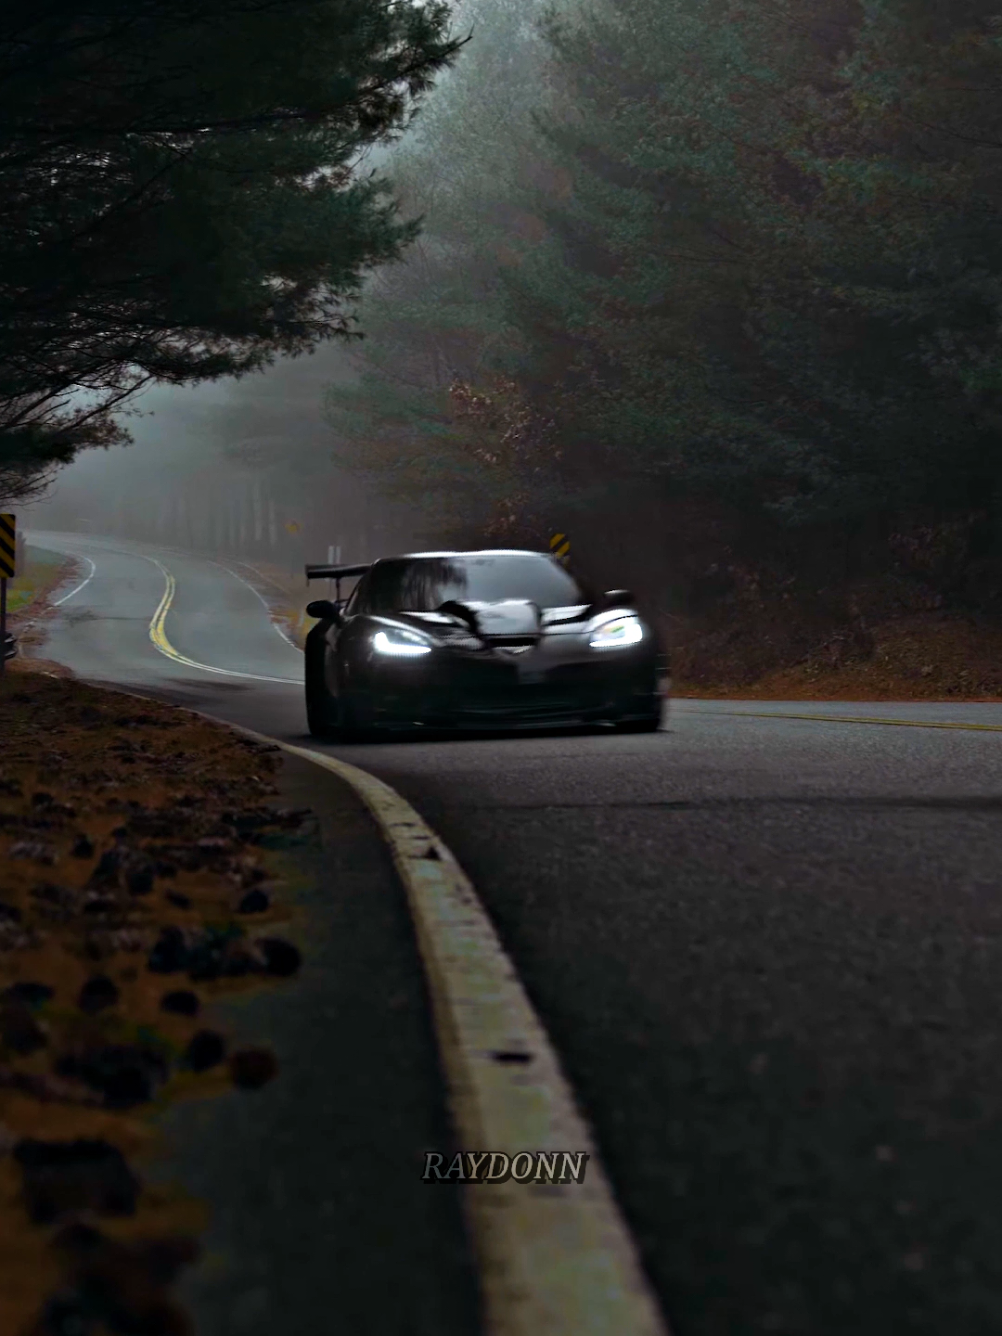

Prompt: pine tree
[324,0,564,539]
[0,0,460,502]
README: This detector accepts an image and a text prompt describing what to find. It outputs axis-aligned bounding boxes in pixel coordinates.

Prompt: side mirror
[602,589,635,608]
[306,599,341,624]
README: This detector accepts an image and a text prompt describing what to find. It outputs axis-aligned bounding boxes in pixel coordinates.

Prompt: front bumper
[365,640,661,729]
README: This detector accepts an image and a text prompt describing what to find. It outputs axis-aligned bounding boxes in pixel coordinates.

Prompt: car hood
[389,601,595,646]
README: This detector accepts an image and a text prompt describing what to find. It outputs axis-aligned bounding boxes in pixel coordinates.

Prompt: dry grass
[5,551,70,619]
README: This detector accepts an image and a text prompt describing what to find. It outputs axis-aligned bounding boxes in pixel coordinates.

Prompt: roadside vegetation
[5,549,69,619]
[0,666,310,1335]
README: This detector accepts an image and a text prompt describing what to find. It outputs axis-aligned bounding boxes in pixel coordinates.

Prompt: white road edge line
[212,559,302,650]
[231,727,670,1336]
[50,555,97,607]
[8,548,97,642]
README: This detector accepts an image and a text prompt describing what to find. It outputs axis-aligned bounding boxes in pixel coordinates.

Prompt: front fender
[305,622,338,696]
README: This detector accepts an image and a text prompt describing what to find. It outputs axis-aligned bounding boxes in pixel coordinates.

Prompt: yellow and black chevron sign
[549,532,570,564]
[0,514,14,579]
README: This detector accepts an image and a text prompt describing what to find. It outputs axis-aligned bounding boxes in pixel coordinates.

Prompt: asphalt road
[28,530,1002,1336]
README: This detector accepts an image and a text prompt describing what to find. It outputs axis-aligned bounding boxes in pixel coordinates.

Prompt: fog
[23,343,420,573]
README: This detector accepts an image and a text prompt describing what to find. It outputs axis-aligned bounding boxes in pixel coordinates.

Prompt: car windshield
[356,554,588,614]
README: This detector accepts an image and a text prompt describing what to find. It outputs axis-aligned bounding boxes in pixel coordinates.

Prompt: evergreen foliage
[0,0,460,501]
[329,0,1002,589]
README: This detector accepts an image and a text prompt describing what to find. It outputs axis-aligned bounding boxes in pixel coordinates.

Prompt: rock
[256,937,301,977]
[237,888,270,914]
[219,941,266,977]
[0,1067,102,1106]
[160,990,199,1017]
[88,849,121,887]
[229,1047,278,1090]
[186,926,243,982]
[127,865,154,896]
[185,1030,225,1073]
[1,999,47,1055]
[165,891,191,909]
[82,892,120,917]
[71,833,95,859]
[9,839,57,863]
[78,976,120,1015]
[147,926,187,974]
[13,1137,140,1223]
[56,1044,169,1110]
[1,980,54,1008]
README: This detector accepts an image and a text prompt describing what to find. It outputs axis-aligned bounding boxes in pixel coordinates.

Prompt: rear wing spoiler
[304,563,371,581]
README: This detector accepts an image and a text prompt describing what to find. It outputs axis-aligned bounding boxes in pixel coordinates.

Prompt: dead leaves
[0,674,304,1333]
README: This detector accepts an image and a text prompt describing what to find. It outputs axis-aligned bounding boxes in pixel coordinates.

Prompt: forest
[6,0,1002,685]
[323,0,1002,682]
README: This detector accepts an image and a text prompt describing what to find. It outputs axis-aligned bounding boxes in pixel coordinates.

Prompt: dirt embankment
[0,666,309,1336]
[669,554,1002,702]
[674,612,1002,701]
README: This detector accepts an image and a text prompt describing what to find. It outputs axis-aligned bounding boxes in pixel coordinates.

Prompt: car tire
[306,687,336,739]
[305,642,337,739]
[615,714,660,733]
[335,693,376,744]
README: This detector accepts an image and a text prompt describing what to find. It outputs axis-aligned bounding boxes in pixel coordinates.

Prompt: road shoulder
[162,750,482,1336]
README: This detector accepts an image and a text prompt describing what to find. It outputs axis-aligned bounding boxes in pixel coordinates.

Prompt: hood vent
[441,599,541,646]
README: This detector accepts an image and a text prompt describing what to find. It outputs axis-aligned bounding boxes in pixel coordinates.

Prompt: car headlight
[589,613,644,650]
[372,627,432,658]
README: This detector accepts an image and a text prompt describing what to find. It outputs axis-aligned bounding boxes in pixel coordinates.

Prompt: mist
[23,343,420,573]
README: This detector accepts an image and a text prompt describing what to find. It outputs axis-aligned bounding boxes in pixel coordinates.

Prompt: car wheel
[615,714,660,734]
[336,693,376,744]
[306,686,336,739]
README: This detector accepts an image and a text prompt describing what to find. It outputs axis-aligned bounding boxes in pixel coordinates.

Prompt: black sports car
[303,549,665,740]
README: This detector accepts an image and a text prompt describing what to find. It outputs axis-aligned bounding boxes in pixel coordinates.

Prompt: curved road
[29,530,1002,1336]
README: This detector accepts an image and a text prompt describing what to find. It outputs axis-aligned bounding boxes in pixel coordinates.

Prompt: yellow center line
[146,556,300,686]
[687,708,1002,734]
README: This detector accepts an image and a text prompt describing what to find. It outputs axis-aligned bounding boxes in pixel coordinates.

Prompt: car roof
[383,549,549,561]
